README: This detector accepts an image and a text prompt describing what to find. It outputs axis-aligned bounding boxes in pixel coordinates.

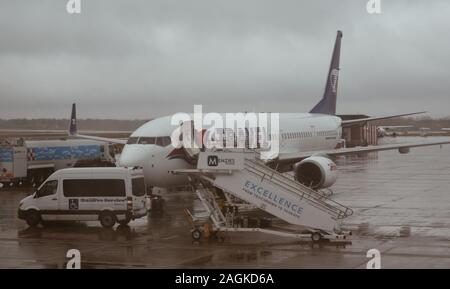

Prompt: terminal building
[339,115,378,147]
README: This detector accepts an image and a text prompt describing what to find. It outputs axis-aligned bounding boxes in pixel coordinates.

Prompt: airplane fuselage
[118,113,343,187]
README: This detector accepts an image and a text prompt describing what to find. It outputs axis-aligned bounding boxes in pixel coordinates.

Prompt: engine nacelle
[293,156,338,189]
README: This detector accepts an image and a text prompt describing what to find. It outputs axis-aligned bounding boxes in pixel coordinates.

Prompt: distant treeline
[0,116,449,131]
[0,119,149,131]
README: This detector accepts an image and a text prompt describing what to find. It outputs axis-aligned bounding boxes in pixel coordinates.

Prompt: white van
[18,167,148,228]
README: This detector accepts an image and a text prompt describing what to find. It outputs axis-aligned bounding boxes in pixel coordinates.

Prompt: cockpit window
[155,137,163,146]
[127,137,139,144]
[128,136,171,146]
[161,136,171,146]
[138,137,156,144]
[155,136,171,147]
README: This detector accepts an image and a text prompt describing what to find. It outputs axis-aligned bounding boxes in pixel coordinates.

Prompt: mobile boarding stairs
[171,150,353,243]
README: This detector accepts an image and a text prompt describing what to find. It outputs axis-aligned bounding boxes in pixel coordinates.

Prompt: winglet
[310,30,342,115]
[69,103,77,136]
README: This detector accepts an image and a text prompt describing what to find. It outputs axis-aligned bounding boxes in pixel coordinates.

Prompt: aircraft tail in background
[69,103,77,135]
[310,30,342,115]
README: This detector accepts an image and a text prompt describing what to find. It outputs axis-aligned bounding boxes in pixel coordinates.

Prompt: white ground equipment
[172,150,352,243]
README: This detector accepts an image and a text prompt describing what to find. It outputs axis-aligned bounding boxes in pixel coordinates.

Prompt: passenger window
[36,180,58,198]
[63,179,125,197]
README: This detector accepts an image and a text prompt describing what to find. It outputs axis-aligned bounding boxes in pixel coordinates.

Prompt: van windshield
[132,178,146,197]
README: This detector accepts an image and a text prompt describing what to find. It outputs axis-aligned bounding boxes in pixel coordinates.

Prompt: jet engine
[293,156,338,189]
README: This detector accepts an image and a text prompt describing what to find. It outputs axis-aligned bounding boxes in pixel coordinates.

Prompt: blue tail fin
[69,103,77,135]
[310,30,342,115]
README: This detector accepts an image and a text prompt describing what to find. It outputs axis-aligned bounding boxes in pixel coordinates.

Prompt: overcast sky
[0,0,449,119]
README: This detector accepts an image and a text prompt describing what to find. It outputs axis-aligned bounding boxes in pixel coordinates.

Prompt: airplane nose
[118,145,146,167]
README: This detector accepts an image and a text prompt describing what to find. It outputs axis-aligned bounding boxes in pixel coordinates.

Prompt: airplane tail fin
[66,103,128,144]
[310,30,342,115]
[69,103,77,136]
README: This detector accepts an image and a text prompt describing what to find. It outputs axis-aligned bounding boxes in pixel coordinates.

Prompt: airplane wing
[0,129,131,139]
[70,133,128,144]
[342,111,426,127]
[68,103,128,145]
[275,139,450,164]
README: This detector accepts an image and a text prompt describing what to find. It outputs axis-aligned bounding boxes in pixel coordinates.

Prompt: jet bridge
[172,150,352,242]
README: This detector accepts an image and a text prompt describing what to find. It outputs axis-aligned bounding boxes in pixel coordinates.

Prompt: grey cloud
[0,0,449,119]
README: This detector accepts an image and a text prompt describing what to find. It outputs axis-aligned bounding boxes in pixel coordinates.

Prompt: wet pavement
[0,137,449,268]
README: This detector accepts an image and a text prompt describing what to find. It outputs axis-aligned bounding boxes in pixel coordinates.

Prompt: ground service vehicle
[0,138,116,187]
[18,167,147,228]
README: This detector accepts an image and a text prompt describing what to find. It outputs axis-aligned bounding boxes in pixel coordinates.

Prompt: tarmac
[0,137,449,268]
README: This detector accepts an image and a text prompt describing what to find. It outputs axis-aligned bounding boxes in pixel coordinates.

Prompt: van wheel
[192,229,202,240]
[99,212,116,228]
[26,210,41,227]
[311,232,322,242]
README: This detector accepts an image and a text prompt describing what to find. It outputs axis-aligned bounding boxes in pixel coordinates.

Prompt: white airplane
[377,125,414,137]
[69,31,450,190]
